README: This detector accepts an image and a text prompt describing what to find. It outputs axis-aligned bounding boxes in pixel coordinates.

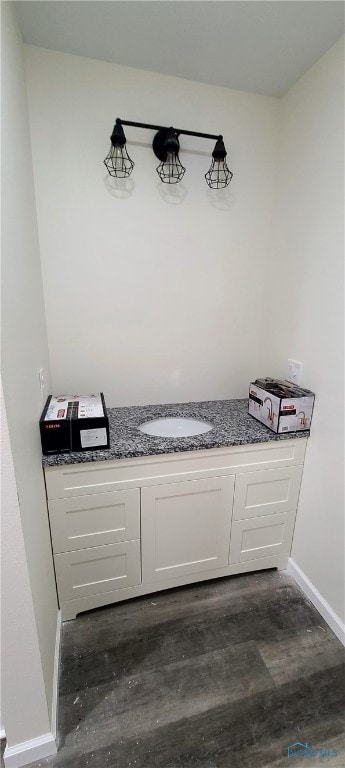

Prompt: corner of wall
[1,3,59,755]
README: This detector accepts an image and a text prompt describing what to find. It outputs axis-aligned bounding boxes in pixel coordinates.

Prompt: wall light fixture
[104,119,233,188]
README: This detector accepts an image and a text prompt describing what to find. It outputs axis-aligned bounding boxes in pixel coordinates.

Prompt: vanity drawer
[54,539,141,601]
[229,511,295,564]
[233,466,302,521]
[49,488,140,553]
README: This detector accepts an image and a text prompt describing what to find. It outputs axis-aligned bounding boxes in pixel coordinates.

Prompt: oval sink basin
[138,417,213,438]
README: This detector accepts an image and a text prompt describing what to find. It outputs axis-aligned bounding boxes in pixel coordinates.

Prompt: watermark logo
[288,742,339,759]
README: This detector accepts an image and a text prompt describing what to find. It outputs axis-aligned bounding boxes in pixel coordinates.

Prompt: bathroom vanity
[42,399,308,620]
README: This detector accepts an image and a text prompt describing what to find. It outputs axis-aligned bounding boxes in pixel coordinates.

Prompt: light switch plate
[286,359,303,385]
[38,368,46,402]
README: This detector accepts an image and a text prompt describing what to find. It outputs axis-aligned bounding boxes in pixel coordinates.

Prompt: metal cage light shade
[205,138,233,189]
[155,128,186,184]
[104,120,135,178]
[156,153,186,184]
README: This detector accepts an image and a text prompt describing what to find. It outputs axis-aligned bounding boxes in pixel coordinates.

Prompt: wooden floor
[23,570,345,768]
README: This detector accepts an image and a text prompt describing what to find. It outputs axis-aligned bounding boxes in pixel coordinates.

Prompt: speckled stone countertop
[42,398,309,468]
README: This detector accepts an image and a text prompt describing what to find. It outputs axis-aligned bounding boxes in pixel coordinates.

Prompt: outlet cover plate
[286,359,303,385]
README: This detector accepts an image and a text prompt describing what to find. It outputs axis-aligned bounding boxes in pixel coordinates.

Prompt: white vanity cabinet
[44,437,307,620]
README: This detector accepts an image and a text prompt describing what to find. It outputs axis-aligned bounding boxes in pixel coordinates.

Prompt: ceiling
[14,1,344,97]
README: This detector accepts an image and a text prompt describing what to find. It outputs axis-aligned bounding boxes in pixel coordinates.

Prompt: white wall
[262,37,345,622]
[24,46,279,406]
[1,384,52,746]
[1,2,59,745]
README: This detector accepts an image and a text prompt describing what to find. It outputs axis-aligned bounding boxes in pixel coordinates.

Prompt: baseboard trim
[3,611,61,767]
[288,558,345,646]
[3,733,57,768]
[51,610,61,741]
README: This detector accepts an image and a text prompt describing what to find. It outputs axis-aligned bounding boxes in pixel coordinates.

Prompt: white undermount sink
[138,417,213,438]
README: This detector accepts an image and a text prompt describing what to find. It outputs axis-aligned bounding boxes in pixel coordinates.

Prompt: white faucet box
[248,378,315,434]
[40,393,110,454]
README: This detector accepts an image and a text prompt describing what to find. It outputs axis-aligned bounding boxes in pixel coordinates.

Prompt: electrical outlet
[38,368,46,403]
[286,359,303,386]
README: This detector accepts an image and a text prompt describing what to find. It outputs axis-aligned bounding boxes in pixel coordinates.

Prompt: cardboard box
[40,393,110,454]
[249,378,315,434]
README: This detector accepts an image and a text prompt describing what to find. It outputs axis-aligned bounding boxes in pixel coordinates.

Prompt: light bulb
[114,146,123,171]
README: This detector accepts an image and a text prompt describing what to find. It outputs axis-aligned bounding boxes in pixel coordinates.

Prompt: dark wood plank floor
[24,570,345,767]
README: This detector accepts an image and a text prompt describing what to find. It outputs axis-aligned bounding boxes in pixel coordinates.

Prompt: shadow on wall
[104,174,236,209]
[207,188,236,211]
[157,182,188,205]
[104,174,135,199]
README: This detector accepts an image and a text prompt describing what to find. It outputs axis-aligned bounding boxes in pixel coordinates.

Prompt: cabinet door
[49,488,140,553]
[54,540,141,601]
[141,475,234,583]
[229,511,295,564]
[233,466,302,521]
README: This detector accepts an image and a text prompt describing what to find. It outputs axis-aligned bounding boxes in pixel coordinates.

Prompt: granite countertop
[42,398,309,468]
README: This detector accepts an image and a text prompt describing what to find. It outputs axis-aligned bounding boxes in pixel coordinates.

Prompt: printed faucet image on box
[40,393,110,454]
[248,378,315,434]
